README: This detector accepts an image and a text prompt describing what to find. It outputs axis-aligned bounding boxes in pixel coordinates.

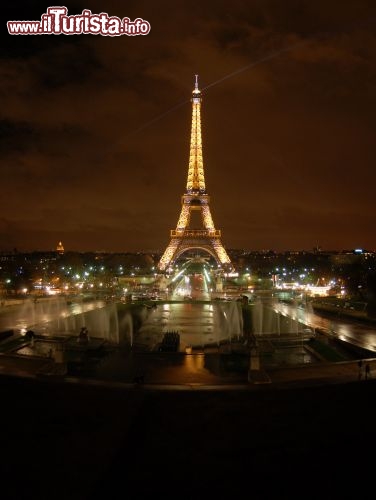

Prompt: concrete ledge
[37,362,67,378]
[248,369,271,384]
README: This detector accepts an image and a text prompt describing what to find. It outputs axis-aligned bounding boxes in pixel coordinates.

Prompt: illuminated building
[158,76,233,272]
[56,241,64,254]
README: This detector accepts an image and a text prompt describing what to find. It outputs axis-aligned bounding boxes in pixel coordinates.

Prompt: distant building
[56,241,64,255]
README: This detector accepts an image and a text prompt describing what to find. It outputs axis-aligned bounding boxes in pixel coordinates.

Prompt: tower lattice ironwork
[158,76,233,272]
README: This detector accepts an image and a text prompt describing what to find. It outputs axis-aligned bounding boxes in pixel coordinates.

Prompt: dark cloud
[1,0,376,252]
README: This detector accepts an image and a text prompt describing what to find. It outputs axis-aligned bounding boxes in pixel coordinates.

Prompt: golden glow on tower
[177,204,191,231]
[158,75,233,272]
[202,205,215,230]
[186,75,206,193]
[56,241,64,254]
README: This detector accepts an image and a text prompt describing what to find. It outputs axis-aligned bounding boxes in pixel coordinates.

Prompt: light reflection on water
[17,340,55,358]
[136,301,243,350]
[184,353,205,373]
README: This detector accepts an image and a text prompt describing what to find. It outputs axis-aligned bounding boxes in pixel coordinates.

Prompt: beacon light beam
[200,18,376,94]
[125,18,370,142]
[125,39,308,141]
[171,268,186,283]
[201,40,305,92]
[125,97,190,139]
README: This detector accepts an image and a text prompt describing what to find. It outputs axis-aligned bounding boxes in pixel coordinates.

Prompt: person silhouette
[365,363,371,380]
[358,359,363,380]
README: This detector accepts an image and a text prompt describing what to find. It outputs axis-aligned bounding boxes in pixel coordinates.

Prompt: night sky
[1,0,376,253]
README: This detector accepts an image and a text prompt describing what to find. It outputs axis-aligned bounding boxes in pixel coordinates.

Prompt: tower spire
[186,74,206,193]
[157,76,233,273]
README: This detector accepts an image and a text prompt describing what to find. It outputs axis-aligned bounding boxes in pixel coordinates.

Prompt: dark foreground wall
[1,375,375,500]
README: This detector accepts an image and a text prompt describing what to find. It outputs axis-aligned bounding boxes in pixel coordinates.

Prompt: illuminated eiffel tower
[158,76,233,272]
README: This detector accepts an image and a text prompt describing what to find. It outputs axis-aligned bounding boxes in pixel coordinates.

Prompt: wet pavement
[1,357,376,500]
[1,330,376,500]
[2,297,376,500]
[1,336,375,390]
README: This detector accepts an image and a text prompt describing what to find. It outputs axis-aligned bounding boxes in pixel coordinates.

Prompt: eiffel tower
[158,76,233,272]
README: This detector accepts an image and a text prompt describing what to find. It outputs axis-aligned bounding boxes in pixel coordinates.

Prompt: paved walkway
[1,350,376,500]
[268,357,375,387]
[1,349,375,390]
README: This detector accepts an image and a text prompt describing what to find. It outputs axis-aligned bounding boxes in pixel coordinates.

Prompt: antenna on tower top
[195,74,199,90]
